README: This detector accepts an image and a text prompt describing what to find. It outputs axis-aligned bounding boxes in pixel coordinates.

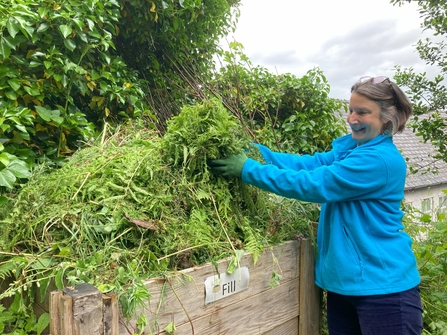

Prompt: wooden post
[298,238,322,335]
[63,283,104,335]
[61,294,74,335]
[103,293,119,335]
[50,283,119,335]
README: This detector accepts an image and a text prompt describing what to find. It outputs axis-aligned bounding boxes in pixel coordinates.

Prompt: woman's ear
[381,120,393,135]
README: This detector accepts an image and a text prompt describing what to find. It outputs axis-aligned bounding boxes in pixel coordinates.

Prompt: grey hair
[351,78,413,135]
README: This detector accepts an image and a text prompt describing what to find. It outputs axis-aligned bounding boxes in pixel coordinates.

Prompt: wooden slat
[48,238,322,334]
[263,317,299,335]
[119,240,302,334]
[299,239,321,335]
[60,295,73,335]
[49,290,63,335]
[158,277,299,335]
[103,294,119,335]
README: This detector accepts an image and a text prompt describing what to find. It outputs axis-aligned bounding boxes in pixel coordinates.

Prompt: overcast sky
[221,0,439,100]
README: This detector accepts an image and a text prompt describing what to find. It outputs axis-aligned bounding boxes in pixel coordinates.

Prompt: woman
[209,76,423,334]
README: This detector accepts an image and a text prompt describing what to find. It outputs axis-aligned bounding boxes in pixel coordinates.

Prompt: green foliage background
[213,42,347,155]
[391,0,447,165]
[0,0,240,191]
[403,205,447,335]
[388,3,447,333]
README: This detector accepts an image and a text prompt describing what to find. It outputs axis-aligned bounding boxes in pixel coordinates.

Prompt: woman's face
[347,93,387,145]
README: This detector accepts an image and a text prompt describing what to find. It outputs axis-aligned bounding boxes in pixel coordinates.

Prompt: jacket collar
[333,134,391,161]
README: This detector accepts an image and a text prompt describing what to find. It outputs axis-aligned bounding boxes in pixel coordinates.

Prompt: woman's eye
[348,110,367,116]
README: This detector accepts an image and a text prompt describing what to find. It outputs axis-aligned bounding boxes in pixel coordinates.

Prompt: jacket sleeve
[256,144,335,171]
[241,149,391,203]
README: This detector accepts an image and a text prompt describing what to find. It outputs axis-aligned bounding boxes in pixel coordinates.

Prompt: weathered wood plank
[49,290,63,335]
[263,317,299,335]
[103,294,119,335]
[155,277,299,335]
[48,239,322,334]
[60,294,73,335]
[119,240,301,333]
[63,283,104,335]
[299,239,321,335]
[51,285,119,335]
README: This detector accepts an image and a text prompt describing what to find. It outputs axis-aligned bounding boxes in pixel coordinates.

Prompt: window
[438,195,447,214]
[421,198,432,214]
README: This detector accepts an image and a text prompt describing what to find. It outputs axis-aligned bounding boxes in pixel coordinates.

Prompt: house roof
[341,110,447,191]
[393,125,447,191]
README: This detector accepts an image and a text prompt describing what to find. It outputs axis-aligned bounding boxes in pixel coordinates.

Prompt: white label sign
[204,266,249,305]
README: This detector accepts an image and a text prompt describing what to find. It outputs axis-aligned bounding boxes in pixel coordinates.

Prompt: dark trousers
[327,286,423,335]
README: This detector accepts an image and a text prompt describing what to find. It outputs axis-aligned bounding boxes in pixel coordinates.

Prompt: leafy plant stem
[166,275,194,335]
[157,242,227,262]
[107,228,134,245]
[101,122,108,148]
[210,188,237,257]
[71,172,91,200]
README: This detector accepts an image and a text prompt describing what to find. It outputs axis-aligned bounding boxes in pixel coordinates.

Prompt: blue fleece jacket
[241,134,420,295]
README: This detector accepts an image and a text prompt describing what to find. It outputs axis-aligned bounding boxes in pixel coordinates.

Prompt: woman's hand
[207,152,248,177]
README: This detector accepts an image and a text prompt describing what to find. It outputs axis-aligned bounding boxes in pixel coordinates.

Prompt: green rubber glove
[208,152,248,177]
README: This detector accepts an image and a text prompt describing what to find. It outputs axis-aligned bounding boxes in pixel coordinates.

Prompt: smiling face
[348,93,387,145]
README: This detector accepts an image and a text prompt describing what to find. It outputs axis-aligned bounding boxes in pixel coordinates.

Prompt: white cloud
[222,0,439,100]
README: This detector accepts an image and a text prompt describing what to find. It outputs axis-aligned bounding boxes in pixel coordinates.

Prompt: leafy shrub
[212,42,347,154]
[116,0,241,125]
[0,0,240,191]
[0,0,147,190]
[403,203,447,335]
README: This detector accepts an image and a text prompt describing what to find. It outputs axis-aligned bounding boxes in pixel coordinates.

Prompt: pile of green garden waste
[0,99,318,322]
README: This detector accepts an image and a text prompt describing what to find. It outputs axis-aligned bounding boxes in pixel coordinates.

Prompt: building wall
[404,184,447,217]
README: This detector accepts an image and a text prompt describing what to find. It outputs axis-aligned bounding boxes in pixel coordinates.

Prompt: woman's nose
[347,113,356,124]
